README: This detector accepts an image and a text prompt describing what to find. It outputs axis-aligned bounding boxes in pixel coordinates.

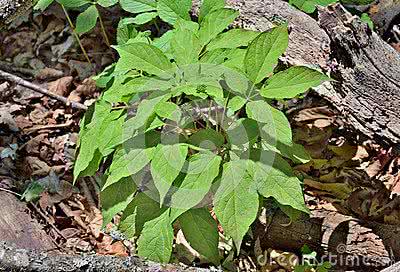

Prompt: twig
[0,188,21,197]
[24,121,74,134]
[0,61,37,77]
[0,69,88,111]
[29,203,68,242]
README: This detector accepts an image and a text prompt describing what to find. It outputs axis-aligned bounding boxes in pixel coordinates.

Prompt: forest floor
[0,3,400,272]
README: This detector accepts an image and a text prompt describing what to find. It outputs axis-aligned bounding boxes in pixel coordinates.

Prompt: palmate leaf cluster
[70,0,330,264]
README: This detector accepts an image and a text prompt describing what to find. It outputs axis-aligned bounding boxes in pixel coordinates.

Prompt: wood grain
[0,191,56,251]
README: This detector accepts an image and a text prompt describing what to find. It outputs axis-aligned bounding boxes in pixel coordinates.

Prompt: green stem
[98,11,111,47]
[61,4,92,66]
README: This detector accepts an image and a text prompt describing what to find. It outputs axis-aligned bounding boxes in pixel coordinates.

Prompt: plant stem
[98,11,111,47]
[61,4,92,66]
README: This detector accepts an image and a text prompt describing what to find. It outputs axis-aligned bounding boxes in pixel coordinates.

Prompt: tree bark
[0,191,57,252]
[0,242,210,272]
[0,0,32,28]
[255,207,399,271]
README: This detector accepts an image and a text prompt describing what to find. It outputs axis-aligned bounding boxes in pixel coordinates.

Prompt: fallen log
[0,242,212,272]
[255,207,399,271]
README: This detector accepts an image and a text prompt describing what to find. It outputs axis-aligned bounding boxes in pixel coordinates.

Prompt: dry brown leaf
[67,90,82,103]
[29,106,49,124]
[96,235,128,257]
[35,67,64,80]
[48,76,73,96]
[304,179,352,199]
[65,237,92,252]
[74,78,96,97]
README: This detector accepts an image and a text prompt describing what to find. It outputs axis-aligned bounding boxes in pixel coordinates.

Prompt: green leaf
[277,142,311,164]
[101,176,137,226]
[227,96,246,112]
[104,147,155,189]
[102,76,148,103]
[151,144,188,204]
[21,182,45,202]
[198,8,239,47]
[127,12,158,25]
[155,101,182,122]
[179,208,220,264]
[97,114,125,156]
[75,5,99,34]
[123,95,167,139]
[116,18,138,45]
[289,0,317,13]
[119,0,157,13]
[188,129,225,150]
[97,0,118,7]
[254,155,308,213]
[226,118,259,147]
[169,153,221,210]
[214,160,259,251]
[206,29,259,51]
[171,29,202,65]
[261,66,330,99]
[57,0,90,8]
[277,203,303,222]
[153,30,175,52]
[137,210,174,263]
[246,100,292,146]
[34,0,54,10]
[115,43,173,77]
[157,0,192,25]
[360,13,374,29]
[198,0,225,22]
[244,25,288,84]
[119,192,165,238]
[74,101,122,180]
[174,18,199,33]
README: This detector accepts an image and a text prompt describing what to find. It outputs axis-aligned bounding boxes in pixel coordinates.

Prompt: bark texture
[0,191,57,252]
[255,208,399,271]
[0,0,32,27]
[0,243,212,272]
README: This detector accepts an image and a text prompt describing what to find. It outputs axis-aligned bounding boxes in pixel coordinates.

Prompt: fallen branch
[0,243,213,272]
[0,70,87,111]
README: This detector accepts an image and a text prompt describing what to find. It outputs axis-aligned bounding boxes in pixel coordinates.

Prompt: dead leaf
[25,156,51,176]
[74,78,97,97]
[35,67,64,81]
[67,90,82,103]
[65,237,92,252]
[47,76,73,96]
[29,106,49,125]
[96,235,128,257]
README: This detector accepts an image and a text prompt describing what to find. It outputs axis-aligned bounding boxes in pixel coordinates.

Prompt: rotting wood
[0,191,57,252]
[254,207,399,271]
